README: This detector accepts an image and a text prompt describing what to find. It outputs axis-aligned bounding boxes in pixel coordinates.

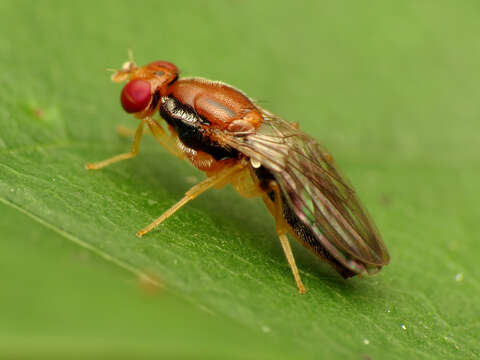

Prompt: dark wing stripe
[286,138,387,265]
[282,159,377,268]
[216,111,390,269]
[254,133,346,187]
[293,148,379,257]
[305,176,383,263]
[278,163,366,271]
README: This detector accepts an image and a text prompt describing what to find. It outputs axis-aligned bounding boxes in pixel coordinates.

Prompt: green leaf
[1,1,479,359]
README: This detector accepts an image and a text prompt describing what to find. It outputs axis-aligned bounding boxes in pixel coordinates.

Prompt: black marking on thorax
[149,91,161,111]
[159,96,238,161]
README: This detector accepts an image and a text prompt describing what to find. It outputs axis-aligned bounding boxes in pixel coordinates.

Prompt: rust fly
[86,53,390,293]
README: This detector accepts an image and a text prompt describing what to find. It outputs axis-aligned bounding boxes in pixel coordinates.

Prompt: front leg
[86,121,145,170]
[116,118,184,160]
[145,117,185,159]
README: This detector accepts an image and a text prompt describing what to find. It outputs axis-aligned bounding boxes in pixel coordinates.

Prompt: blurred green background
[1,1,479,359]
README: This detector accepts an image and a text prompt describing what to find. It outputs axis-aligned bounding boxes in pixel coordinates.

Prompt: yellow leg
[116,118,184,159]
[278,233,306,294]
[136,162,246,237]
[269,182,306,294]
[230,166,265,198]
[86,121,145,170]
[145,117,185,159]
[116,124,145,137]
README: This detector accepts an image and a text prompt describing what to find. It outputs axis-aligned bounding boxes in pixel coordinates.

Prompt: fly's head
[111,54,179,117]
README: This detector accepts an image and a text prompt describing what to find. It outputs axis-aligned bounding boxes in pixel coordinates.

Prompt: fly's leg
[229,166,265,198]
[265,182,306,294]
[116,118,184,160]
[136,162,246,237]
[116,124,144,137]
[278,235,306,294]
[86,121,145,170]
[145,117,185,159]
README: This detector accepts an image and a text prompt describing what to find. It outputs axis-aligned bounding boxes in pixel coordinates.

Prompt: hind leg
[263,182,306,294]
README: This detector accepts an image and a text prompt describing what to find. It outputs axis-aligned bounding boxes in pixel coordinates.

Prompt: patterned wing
[216,109,389,273]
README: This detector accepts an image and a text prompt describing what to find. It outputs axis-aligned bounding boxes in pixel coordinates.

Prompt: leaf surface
[1,1,479,359]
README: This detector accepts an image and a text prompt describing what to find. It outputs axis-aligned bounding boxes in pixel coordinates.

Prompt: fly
[86,53,390,293]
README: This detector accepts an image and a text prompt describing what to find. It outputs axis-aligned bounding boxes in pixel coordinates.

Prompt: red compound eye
[120,79,151,113]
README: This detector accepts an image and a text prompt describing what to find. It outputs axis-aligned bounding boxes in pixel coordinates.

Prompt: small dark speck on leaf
[379,193,392,206]
[76,250,91,262]
[33,107,44,119]
[138,273,163,294]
